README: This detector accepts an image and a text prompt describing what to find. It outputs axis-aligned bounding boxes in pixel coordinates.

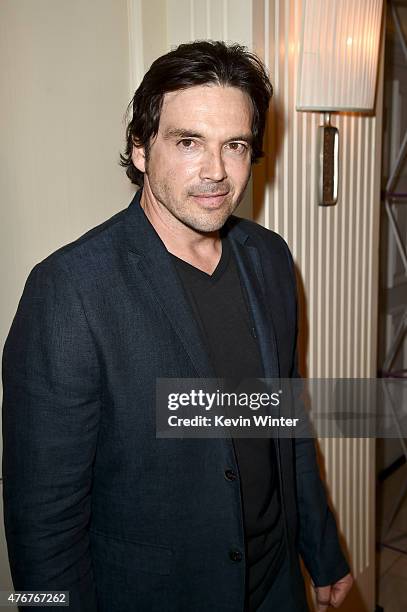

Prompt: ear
[131,143,146,173]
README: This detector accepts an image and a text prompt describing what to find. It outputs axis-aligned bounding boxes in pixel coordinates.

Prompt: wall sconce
[296,0,383,206]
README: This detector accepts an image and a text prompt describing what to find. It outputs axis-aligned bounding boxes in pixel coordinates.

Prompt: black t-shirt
[171,238,286,611]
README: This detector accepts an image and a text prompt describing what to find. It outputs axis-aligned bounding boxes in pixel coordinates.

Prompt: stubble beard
[147,173,249,234]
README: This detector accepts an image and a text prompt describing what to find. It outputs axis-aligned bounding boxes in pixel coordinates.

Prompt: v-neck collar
[170,238,231,283]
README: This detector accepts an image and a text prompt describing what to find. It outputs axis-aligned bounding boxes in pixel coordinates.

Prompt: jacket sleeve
[294,430,351,586]
[2,259,100,611]
[283,242,351,587]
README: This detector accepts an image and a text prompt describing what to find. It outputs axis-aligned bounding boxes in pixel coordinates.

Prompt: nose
[199,148,227,182]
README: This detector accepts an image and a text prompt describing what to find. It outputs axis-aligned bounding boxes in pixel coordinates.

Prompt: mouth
[190,192,230,207]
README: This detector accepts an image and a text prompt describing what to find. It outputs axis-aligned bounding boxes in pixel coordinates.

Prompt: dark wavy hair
[120,40,273,186]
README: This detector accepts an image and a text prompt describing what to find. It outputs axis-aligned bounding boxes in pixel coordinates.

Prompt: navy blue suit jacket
[2,190,349,611]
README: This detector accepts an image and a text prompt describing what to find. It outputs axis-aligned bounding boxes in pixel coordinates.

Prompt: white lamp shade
[297,0,383,112]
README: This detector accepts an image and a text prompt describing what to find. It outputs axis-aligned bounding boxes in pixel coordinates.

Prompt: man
[3,41,353,611]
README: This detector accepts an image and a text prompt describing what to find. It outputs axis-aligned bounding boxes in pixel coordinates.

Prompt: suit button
[224,469,237,481]
[229,550,243,562]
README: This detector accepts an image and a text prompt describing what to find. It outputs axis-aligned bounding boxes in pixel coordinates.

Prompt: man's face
[133,85,253,233]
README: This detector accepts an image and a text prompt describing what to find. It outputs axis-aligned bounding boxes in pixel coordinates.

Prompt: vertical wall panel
[166,0,252,48]
[166,0,191,47]
[253,1,383,610]
[205,0,223,40]
[192,0,205,39]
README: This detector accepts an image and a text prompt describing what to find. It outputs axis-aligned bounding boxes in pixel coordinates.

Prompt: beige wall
[0,0,133,410]
[0,0,132,593]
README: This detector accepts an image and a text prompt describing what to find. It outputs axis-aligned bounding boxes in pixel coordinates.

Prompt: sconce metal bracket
[318,113,339,206]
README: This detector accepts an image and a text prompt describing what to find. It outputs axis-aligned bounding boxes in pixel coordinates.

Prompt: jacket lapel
[124,191,216,378]
[225,222,281,379]
[226,221,291,552]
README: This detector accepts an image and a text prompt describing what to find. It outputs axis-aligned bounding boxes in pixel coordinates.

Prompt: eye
[225,142,248,154]
[178,139,196,149]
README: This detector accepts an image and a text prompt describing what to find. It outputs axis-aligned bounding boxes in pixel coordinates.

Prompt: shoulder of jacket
[229,215,291,253]
[30,206,128,277]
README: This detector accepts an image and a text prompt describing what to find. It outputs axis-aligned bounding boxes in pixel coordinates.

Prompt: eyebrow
[163,127,253,144]
[163,128,202,140]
